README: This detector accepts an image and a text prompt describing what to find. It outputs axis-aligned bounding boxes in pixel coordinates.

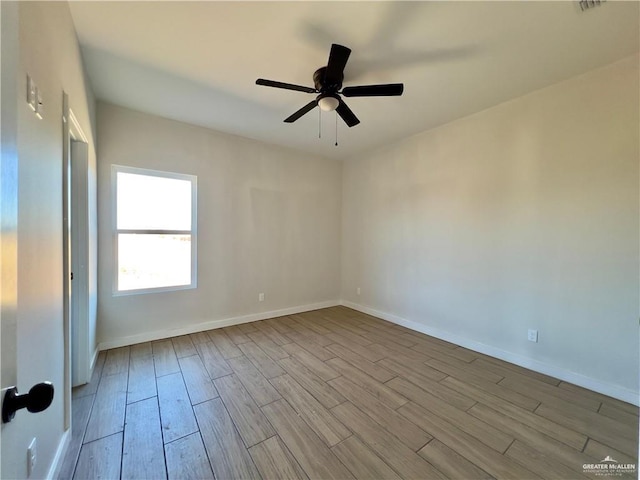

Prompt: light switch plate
[27,75,37,111]
[35,88,43,119]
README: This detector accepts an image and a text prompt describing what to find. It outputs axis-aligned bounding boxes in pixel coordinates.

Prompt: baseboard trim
[98,300,340,351]
[47,429,70,480]
[341,300,640,406]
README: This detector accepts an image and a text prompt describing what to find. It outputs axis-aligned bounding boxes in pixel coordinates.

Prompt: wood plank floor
[57,306,638,480]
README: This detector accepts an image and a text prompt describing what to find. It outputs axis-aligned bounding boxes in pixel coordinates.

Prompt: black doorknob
[2,382,54,423]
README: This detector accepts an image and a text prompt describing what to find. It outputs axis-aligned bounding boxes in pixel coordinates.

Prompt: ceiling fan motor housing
[314,66,343,93]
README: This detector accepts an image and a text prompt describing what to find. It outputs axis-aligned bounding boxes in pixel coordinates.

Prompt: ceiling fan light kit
[317,94,340,112]
[256,43,404,132]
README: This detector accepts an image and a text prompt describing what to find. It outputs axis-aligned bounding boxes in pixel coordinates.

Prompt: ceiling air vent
[578,0,606,11]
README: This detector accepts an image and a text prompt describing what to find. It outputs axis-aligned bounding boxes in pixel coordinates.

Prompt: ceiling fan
[256,44,404,128]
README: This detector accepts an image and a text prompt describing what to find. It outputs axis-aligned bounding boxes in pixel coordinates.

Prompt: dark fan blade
[284,100,318,123]
[336,99,360,128]
[341,83,404,97]
[324,44,351,86]
[256,79,316,94]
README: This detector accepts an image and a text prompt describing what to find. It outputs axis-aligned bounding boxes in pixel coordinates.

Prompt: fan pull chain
[318,109,321,139]
[335,112,338,146]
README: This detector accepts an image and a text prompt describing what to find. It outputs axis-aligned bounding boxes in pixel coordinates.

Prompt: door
[1,2,20,478]
[62,95,91,437]
[70,139,90,387]
[2,3,74,477]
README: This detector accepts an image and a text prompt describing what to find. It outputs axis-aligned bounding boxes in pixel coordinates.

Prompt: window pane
[118,234,191,291]
[117,172,192,230]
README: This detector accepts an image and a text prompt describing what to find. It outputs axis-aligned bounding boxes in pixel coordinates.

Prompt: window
[113,165,197,294]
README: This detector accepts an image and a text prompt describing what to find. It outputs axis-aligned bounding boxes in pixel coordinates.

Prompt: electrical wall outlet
[527,329,538,343]
[356,287,361,295]
[258,293,264,302]
[27,437,37,477]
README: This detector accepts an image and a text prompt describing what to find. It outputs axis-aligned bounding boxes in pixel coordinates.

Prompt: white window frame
[112,165,198,295]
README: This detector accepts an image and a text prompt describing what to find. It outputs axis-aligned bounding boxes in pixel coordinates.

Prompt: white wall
[96,104,342,347]
[9,2,97,478]
[341,55,639,402]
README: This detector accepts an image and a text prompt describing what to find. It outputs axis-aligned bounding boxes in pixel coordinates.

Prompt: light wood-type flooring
[57,306,638,479]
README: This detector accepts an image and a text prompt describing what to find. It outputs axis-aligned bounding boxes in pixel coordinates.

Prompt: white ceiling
[69,1,639,160]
